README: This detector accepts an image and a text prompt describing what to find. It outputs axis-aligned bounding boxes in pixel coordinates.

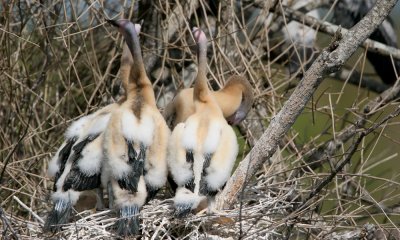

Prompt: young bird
[164,75,253,128]
[44,24,142,233]
[45,103,119,232]
[104,19,169,236]
[168,27,238,217]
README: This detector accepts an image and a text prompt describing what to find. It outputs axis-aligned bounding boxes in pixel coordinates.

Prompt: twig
[0,207,19,240]
[274,5,400,61]
[12,196,44,224]
[0,112,32,184]
[332,68,391,94]
[143,0,200,73]
[283,105,400,239]
[303,77,400,172]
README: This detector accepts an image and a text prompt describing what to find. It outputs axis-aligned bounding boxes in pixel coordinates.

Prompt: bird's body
[44,23,143,233]
[45,102,119,232]
[168,28,238,216]
[103,19,169,236]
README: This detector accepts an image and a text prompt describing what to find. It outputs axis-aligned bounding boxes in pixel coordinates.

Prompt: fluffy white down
[144,160,167,189]
[51,190,80,205]
[121,110,155,146]
[47,142,66,177]
[76,137,103,175]
[202,121,222,154]
[168,124,193,186]
[169,161,193,187]
[86,113,112,136]
[109,157,131,179]
[114,177,147,207]
[65,114,93,139]
[174,187,205,210]
[205,126,238,190]
[182,119,198,150]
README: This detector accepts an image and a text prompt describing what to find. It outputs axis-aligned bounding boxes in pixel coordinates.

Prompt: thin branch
[299,106,400,213]
[332,68,391,94]
[0,207,19,240]
[274,5,400,61]
[12,196,44,224]
[143,0,200,73]
[303,77,400,172]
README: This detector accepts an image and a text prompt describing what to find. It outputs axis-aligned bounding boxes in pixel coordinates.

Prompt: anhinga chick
[44,23,142,233]
[104,19,169,236]
[45,104,118,232]
[168,27,238,217]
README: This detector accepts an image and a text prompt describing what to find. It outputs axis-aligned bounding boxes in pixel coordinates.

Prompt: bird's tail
[43,198,72,232]
[116,204,140,236]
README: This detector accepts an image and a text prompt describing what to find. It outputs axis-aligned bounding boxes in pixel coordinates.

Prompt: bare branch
[297,105,400,214]
[143,0,200,72]
[274,5,400,61]
[303,77,400,172]
[332,68,391,93]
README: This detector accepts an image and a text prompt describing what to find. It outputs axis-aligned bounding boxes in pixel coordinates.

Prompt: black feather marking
[167,175,178,194]
[182,149,195,191]
[186,149,194,163]
[117,141,146,192]
[43,199,72,233]
[184,178,195,192]
[138,143,146,161]
[199,153,213,196]
[174,203,192,218]
[145,184,159,203]
[71,138,88,155]
[69,133,100,164]
[62,134,102,192]
[116,205,140,236]
[63,169,101,191]
[53,137,77,191]
[126,140,137,162]
[207,189,219,197]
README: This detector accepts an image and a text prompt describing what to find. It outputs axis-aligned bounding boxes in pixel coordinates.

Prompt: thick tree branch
[216,0,399,209]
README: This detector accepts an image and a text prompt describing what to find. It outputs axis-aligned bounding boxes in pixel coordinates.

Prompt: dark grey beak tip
[106,19,119,27]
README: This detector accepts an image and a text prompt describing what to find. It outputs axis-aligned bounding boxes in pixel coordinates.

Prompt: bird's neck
[193,45,210,103]
[214,86,243,118]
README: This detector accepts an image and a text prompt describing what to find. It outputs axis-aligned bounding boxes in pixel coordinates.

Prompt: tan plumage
[168,27,238,217]
[103,19,169,236]
[164,75,253,128]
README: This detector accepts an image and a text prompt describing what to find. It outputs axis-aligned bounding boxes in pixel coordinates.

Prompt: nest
[1,169,293,239]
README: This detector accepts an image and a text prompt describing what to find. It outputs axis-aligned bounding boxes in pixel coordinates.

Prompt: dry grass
[1,0,400,239]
